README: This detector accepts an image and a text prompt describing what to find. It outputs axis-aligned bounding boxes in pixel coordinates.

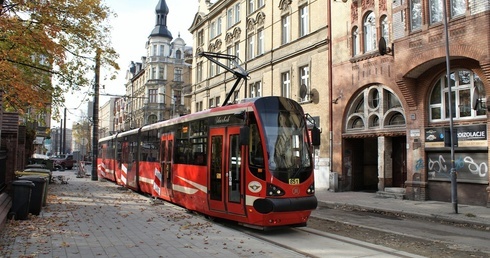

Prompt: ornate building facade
[331,0,490,206]
[114,0,193,131]
[189,0,331,187]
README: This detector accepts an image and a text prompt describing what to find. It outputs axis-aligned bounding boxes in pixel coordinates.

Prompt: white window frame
[282,15,290,45]
[299,5,309,37]
[352,26,359,56]
[257,28,264,55]
[299,66,310,102]
[281,71,291,98]
[363,12,376,53]
[429,69,486,122]
[248,34,255,60]
[250,81,262,98]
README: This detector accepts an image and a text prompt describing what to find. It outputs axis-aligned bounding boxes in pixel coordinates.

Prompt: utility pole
[59,120,63,155]
[91,49,100,181]
[443,0,458,213]
[63,108,67,154]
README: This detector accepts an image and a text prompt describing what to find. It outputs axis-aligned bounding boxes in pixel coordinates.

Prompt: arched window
[346,85,405,132]
[352,26,359,56]
[363,12,376,53]
[148,114,158,124]
[380,15,389,43]
[429,69,486,122]
[176,50,182,59]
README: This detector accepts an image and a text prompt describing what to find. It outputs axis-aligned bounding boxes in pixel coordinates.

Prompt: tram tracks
[232,226,424,258]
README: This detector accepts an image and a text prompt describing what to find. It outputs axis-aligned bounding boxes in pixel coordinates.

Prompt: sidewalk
[0,171,304,258]
[314,189,490,229]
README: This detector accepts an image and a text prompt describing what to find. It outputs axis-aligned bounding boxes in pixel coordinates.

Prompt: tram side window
[174,121,208,165]
[140,129,159,162]
[249,119,265,180]
[116,141,122,163]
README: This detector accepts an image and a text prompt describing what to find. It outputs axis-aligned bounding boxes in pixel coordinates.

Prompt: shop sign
[425,124,487,148]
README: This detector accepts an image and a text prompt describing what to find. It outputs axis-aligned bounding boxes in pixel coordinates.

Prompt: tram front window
[262,110,312,183]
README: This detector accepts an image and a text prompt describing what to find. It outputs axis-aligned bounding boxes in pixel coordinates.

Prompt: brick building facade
[331,0,490,206]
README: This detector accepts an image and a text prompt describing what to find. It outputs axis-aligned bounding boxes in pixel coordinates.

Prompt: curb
[316,200,490,230]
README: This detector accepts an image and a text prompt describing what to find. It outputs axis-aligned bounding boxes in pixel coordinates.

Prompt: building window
[363,12,376,53]
[152,44,157,56]
[176,50,182,59]
[209,61,216,77]
[149,89,157,103]
[174,68,182,82]
[282,15,290,45]
[196,61,203,82]
[257,28,264,55]
[429,0,443,24]
[227,46,233,68]
[248,0,255,14]
[210,21,216,39]
[148,114,157,124]
[410,0,422,31]
[249,81,262,98]
[158,65,164,80]
[217,17,222,35]
[209,98,214,108]
[196,101,203,112]
[159,45,164,56]
[346,85,405,131]
[299,66,310,102]
[451,0,466,17]
[227,8,233,29]
[429,69,486,122]
[234,41,240,62]
[197,29,204,46]
[352,26,359,56]
[235,3,240,23]
[216,96,221,107]
[380,15,389,43]
[248,33,255,60]
[281,71,291,98]
[299,5,309,37]
[151,66,157,79]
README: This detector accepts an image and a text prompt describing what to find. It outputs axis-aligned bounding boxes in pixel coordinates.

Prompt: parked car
[50,154,76,170]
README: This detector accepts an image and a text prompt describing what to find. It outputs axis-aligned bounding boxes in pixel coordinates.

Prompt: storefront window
[429,69,486,122]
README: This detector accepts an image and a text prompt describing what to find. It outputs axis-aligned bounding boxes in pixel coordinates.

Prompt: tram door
[208,127,245,215]
[158,133,173,198]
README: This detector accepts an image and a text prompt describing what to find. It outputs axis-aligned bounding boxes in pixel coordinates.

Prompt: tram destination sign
[425,124,487,148]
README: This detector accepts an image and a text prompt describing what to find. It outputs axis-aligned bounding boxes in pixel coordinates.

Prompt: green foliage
[0,0,120,119]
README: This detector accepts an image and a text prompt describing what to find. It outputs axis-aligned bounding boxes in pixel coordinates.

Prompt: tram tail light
[266,183,285,196]
[307,183,315,194]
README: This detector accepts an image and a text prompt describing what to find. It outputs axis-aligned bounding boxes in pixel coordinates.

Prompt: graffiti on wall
[427,152,488,183]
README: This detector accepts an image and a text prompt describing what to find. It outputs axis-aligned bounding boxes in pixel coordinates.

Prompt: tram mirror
[311,126,321,146]
[240,126,250,146]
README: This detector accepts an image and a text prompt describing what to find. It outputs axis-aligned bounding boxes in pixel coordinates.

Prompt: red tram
[98,96,319,229]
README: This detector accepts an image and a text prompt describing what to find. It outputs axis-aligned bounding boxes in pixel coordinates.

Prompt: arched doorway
[343,85,407,192]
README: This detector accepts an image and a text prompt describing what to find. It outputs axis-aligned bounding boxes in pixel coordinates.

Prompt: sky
[58,0,197,128]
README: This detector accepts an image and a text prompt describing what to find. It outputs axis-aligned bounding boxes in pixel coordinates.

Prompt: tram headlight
[266,183,285,196]
[307,183,315,194]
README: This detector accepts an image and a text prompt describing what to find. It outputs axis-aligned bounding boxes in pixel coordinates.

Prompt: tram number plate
[289,178,300,185]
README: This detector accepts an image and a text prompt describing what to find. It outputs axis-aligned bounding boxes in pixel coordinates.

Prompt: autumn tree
[0,0,119,120]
